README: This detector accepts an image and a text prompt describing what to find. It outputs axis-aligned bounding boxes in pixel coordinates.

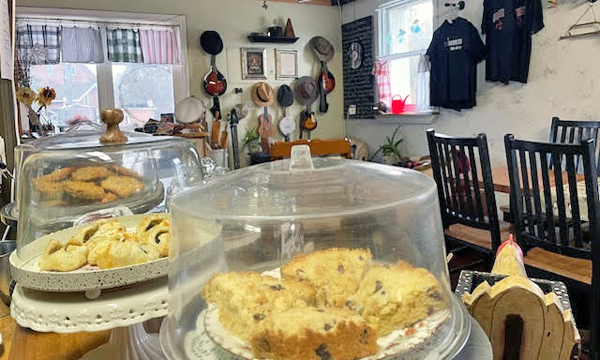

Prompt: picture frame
[160,113,174,123]
[275,49,298,80]
[241,47,267,80]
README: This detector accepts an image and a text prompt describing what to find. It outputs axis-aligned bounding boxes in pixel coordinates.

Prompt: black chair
[427,130,509,272]
[505,134,600,358]
[550,116,600,174]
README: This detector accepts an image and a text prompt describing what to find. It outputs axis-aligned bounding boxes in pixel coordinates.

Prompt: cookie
[34,179,65,200]
[64,180,106,201]
[38,239,88,272]
[109,165,143,180]
[71,166,111,182]
[101,175,144,198]
[36,167,75,183]
[100,192,118,204]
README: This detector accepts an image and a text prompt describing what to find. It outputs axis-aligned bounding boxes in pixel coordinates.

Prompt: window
[15,8,188,133]
[377,0,434,107]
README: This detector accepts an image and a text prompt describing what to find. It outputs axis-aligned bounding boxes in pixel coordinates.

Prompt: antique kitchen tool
[277,85,295,142]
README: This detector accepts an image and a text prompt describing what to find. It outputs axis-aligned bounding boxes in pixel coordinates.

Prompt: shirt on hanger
[426,17,485,111]
[482,0,544,84]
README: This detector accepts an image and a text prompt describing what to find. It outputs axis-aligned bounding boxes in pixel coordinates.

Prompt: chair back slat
[505,135,598,268]
[427,130,501,254]
[550,117,600,175]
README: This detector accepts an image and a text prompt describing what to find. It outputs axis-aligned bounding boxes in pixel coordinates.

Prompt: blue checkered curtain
[15,24,61,64]
[106,28,143,63]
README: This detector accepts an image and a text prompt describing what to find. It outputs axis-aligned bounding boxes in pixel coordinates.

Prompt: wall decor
[342,16,374,119]
[275,49,298,80]
[241,47,267,80]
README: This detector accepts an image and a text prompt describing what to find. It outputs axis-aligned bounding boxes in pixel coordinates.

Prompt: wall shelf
[248,34,299,43]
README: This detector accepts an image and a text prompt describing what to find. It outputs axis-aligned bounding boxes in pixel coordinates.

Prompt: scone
[101,175,144,198]
[63,180,106,201]
[280,248,372,307]
[136,215,170,257]
[38,239,88,272]
[251,307,378,360]
[346,261,447,335]
[70,166,111,181]
[202,272,316,342]
[88,233,159,269]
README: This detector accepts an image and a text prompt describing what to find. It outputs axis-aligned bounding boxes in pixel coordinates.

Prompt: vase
[383,154,399,165]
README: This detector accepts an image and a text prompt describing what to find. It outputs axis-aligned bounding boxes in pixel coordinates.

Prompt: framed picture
[275,49,298,80]
[160,113,174,123]
[241,47,267,80]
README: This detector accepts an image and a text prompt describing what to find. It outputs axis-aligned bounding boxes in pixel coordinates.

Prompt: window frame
[15,7,190,126]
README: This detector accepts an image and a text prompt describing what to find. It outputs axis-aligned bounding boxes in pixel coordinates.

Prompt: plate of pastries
[201,248,450,360]
[33,164,147,207]
[10,214,170,292]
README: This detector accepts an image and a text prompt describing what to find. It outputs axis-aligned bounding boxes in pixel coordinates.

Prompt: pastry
[69,220,126,254]
[136,214,170,256]
[70,166,111,181]
[101,175,144,198]
[100,192,118,204]
[251,307,378,360]
[89,232,159,269]
[33,179,65,200]
[63,180,106,201]
[38,239,88,272]
[203,271,316,342]
[280,248,372,307]
[346,261,447,336]
[135,214,168,236]
[109,165,143,180]
[36,167,75,182]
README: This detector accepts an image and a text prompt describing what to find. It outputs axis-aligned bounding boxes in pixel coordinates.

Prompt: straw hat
[251,82,274,107]
[310,36,335,62]
[294,77,319,106]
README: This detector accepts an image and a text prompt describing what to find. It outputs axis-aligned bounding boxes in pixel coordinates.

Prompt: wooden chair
[550,117,600,174]
[427,130,510,272]
[504,134,600,358]
[270,138,352,160]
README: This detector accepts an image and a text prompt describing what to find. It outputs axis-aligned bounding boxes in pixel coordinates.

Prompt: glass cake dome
[14,120,202,254]
[162,146,471,360]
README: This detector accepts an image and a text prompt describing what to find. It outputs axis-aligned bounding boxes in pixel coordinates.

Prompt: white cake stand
[11,276,168,360]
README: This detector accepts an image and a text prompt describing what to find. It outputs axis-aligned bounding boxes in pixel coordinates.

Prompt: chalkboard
[342,16,374,119]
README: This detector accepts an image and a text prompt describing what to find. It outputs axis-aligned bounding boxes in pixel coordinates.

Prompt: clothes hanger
[559,0,600,40]
[444,1,465,23]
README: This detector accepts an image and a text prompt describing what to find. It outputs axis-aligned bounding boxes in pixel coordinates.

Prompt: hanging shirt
[416,54,430,111]
[426,17,485,111]
[482,0,544,84]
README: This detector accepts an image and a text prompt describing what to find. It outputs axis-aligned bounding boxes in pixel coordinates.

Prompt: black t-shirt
[482,0,544,84]
[426,18,485,111]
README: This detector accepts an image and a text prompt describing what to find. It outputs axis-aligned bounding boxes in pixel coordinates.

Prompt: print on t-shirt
[493,8,505,30]
[444,38,463,51]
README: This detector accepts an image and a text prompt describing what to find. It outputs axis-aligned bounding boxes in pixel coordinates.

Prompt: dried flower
[36,87,56,107]
[16,87,36,106]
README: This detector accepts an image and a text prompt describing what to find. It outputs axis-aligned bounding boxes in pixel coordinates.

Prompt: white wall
[17,0,344,166]
[344,0,600,166]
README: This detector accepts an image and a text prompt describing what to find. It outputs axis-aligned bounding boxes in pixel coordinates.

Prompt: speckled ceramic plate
[10,214,168,293]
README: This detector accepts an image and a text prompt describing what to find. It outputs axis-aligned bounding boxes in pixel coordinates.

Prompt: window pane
[380,0,433,57]
[389,55,421,105]
[28,63,99,127]
[113,64,175,128]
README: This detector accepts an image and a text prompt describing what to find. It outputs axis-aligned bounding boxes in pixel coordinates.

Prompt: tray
[10,214,168,293]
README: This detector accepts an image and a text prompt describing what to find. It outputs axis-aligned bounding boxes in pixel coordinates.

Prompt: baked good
[63,180,106,201]
[110,164,143,180]
[280,248,372,307]
[70,166,111,181]
[88,232,159,269]
[101,175,144,198]
[100,192,118,204]
[251,307,378,360]
[38,239,88,272]
[36,167,75,182]
[34,179,65,200]
[203,271,316,342]
[136,214,170,257]
[69,220,127,263]
[346,261,447,335]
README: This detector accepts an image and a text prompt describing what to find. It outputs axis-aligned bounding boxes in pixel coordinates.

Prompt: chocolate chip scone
[251,307,378,360]
[70,166,111,181]
[101,175,144,198]
[346,261,447,336]
[280,248,372,307]
[63,180,106,201]
[202,272,316,342]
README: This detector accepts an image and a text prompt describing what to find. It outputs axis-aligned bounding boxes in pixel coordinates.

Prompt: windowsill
[373,110,439,125]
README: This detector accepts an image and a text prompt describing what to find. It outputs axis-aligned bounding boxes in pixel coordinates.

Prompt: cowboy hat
[294,76,319,106]
[277,85,294,108]
[251,82,275,107]
[310,36,335,62]
[200,31,223,55]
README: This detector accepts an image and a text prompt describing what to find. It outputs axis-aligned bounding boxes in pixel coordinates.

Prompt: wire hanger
[444,1,465,23]
[559,0,600,40]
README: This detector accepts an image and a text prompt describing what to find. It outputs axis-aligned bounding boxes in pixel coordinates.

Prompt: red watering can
[391,95,410,114]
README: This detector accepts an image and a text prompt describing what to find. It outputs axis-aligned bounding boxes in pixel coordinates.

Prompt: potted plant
[371,125,403,165]
[242,127,261,154]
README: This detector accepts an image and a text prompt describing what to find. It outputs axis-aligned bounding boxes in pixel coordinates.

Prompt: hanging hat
[200,31,223,55]
[277,85,294,108]
[294,76,319,106]
[310,36,335,62]
[251,82,275,107]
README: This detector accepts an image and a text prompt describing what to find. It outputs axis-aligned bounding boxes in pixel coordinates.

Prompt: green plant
[242,127,260,150]
[371,125,403,161]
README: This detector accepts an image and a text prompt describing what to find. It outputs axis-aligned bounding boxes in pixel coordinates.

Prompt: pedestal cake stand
[11,277,168,360]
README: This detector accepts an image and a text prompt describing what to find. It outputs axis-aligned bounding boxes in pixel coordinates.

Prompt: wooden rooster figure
[461,235,580,360]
